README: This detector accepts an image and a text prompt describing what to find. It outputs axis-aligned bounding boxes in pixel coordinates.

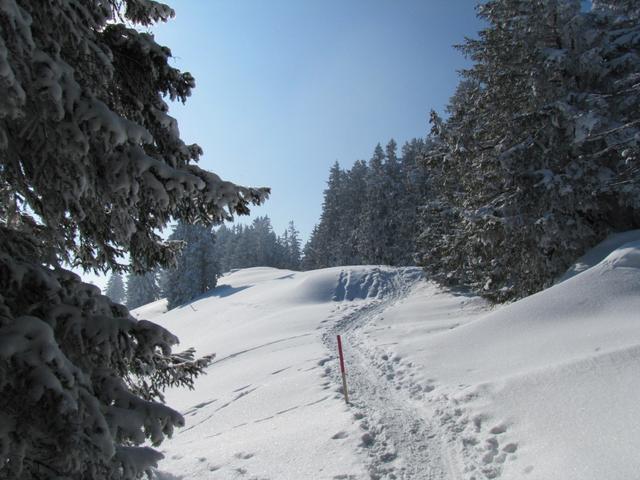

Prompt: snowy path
[320,268,459,480]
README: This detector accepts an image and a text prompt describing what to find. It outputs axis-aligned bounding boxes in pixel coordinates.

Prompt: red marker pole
[337,335,349,404]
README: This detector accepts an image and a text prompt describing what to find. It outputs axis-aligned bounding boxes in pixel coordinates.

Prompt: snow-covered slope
[369,231,640,480]
[141,231,640,480]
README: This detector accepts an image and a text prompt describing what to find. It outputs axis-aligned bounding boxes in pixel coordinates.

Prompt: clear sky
[151,0,484,242]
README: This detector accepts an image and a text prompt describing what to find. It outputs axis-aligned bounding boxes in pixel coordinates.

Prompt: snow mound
[275,266,421,305]
[332,267,422,301]
[602,239,640,269]
[558,229,640,281]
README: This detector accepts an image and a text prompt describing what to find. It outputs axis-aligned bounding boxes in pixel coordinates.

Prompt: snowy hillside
[139,232,640,480]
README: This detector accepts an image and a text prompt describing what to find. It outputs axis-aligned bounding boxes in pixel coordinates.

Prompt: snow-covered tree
[303,140,430,269]
[163,223,219,310]
[379,139,405,264]
[213,224,236,273]
[416,0,640,300]
[284,221,302,270]
[357,145,388,264]
[248,216,280,267]
[105,272,126,304]
[341,159,369,265]
[126,271,161,310]
[395,138,429,265]
[212,218,301,272]
[0,1,268,478]
[593,0,640,18]
[306,162,348,267]
[301,224,323,270]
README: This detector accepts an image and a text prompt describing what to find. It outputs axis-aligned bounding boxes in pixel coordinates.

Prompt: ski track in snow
[319,268,458,480]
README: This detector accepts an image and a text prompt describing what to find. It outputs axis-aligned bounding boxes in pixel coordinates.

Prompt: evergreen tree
[214,224,236,273]
[163,223,219,310]
[273,233,290,269]
[0,1,268,478]
[395,138,429,265]
[302,225,323,270]
[213,218,302,272]
[593,0,639,18]
[358,144,389,264]
[305,162,349,268]
[302,140,430,269]
[285,221,302,270]
[324,162,350,266]
[249,216,280,267]
[105,272,126,304]
[342,159,369,265]
[379,139,405,264]
[126,271,161,310]
[416,0,640,300]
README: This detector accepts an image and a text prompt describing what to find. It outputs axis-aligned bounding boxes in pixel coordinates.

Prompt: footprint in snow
[472,414,486,432]
[379,451,397,463]
[490,424,507,435]
[317,357,333,366]
[234,452,255,460]
[502,442,518,453]
[360,432,375,447]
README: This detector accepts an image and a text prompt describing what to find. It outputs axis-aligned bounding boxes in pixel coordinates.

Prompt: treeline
[306,0,640,302]
[302,139,427,269]
[105,216,302,309]
[216,218,302,272]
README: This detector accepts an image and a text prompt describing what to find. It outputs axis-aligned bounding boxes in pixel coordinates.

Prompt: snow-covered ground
[139,231,640,480]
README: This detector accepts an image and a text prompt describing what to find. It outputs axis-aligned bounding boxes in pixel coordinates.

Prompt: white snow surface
[140,231,640,480]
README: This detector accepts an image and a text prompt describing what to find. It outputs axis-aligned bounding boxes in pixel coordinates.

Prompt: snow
[558,229,640,281]
[140,232,640,480]
[131,298,168,320]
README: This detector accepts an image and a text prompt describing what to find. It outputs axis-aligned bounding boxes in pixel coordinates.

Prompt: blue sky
[152,0,483,242]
